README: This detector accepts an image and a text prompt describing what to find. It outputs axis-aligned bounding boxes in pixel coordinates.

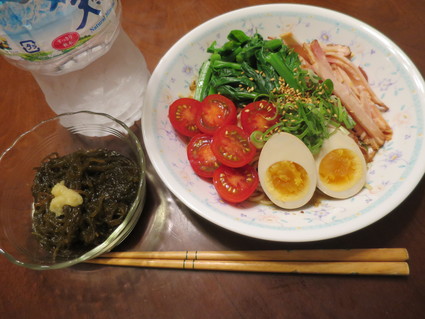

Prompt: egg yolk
[265,161,309,201]
[319,148,362,191]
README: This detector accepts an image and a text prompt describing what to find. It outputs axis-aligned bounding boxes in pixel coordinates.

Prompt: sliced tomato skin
[187,134,220,178]
[213,165,259,203]
[211,124,256,168]
[168,98,201,137]
[196,94,237,135]
[240,100,279,135]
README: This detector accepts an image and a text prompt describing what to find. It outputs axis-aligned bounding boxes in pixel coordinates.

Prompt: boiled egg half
[258,132,317,209]
[315,129,367,199]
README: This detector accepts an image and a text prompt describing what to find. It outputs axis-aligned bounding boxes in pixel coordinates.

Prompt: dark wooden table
[1,1,425,318]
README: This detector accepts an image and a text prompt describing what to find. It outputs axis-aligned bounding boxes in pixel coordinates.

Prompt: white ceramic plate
[141,4,425,242]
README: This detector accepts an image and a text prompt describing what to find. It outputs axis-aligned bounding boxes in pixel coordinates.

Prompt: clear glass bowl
[0,111,146,270]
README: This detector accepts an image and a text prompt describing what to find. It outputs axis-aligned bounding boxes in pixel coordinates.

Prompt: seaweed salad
[31,148,140,259]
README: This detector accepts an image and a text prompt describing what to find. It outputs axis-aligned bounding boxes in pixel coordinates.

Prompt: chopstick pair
[85,248,410,276]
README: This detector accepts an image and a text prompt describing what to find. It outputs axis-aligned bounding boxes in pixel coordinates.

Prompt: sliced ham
[326,53,389,111]
[281,33,392,158]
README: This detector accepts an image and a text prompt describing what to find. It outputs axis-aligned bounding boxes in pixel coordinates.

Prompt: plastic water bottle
[0,0,149,127]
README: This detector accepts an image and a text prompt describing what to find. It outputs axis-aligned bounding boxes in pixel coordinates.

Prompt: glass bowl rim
[0,110,147,270]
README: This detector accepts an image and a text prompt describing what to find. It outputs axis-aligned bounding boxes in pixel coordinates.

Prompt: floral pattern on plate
[142,4,425,242]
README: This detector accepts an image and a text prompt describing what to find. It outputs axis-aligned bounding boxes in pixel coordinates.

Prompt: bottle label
[0,0,118,62]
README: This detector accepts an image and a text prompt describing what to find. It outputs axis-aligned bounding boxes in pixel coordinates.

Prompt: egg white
[315,129,367,199]
[258,132,317,209]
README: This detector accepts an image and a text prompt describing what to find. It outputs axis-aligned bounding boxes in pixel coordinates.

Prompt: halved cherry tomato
[196,94,237,135]
[211,124,256,168]
[168,98,201,137]
[213,165,259,203]
[240,100,279,135]
[187,134,221,178]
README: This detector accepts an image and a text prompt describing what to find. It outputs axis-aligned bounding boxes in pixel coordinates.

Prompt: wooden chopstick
[85,258,409,276]
[85,248,410,276]
[99,248,409,262]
